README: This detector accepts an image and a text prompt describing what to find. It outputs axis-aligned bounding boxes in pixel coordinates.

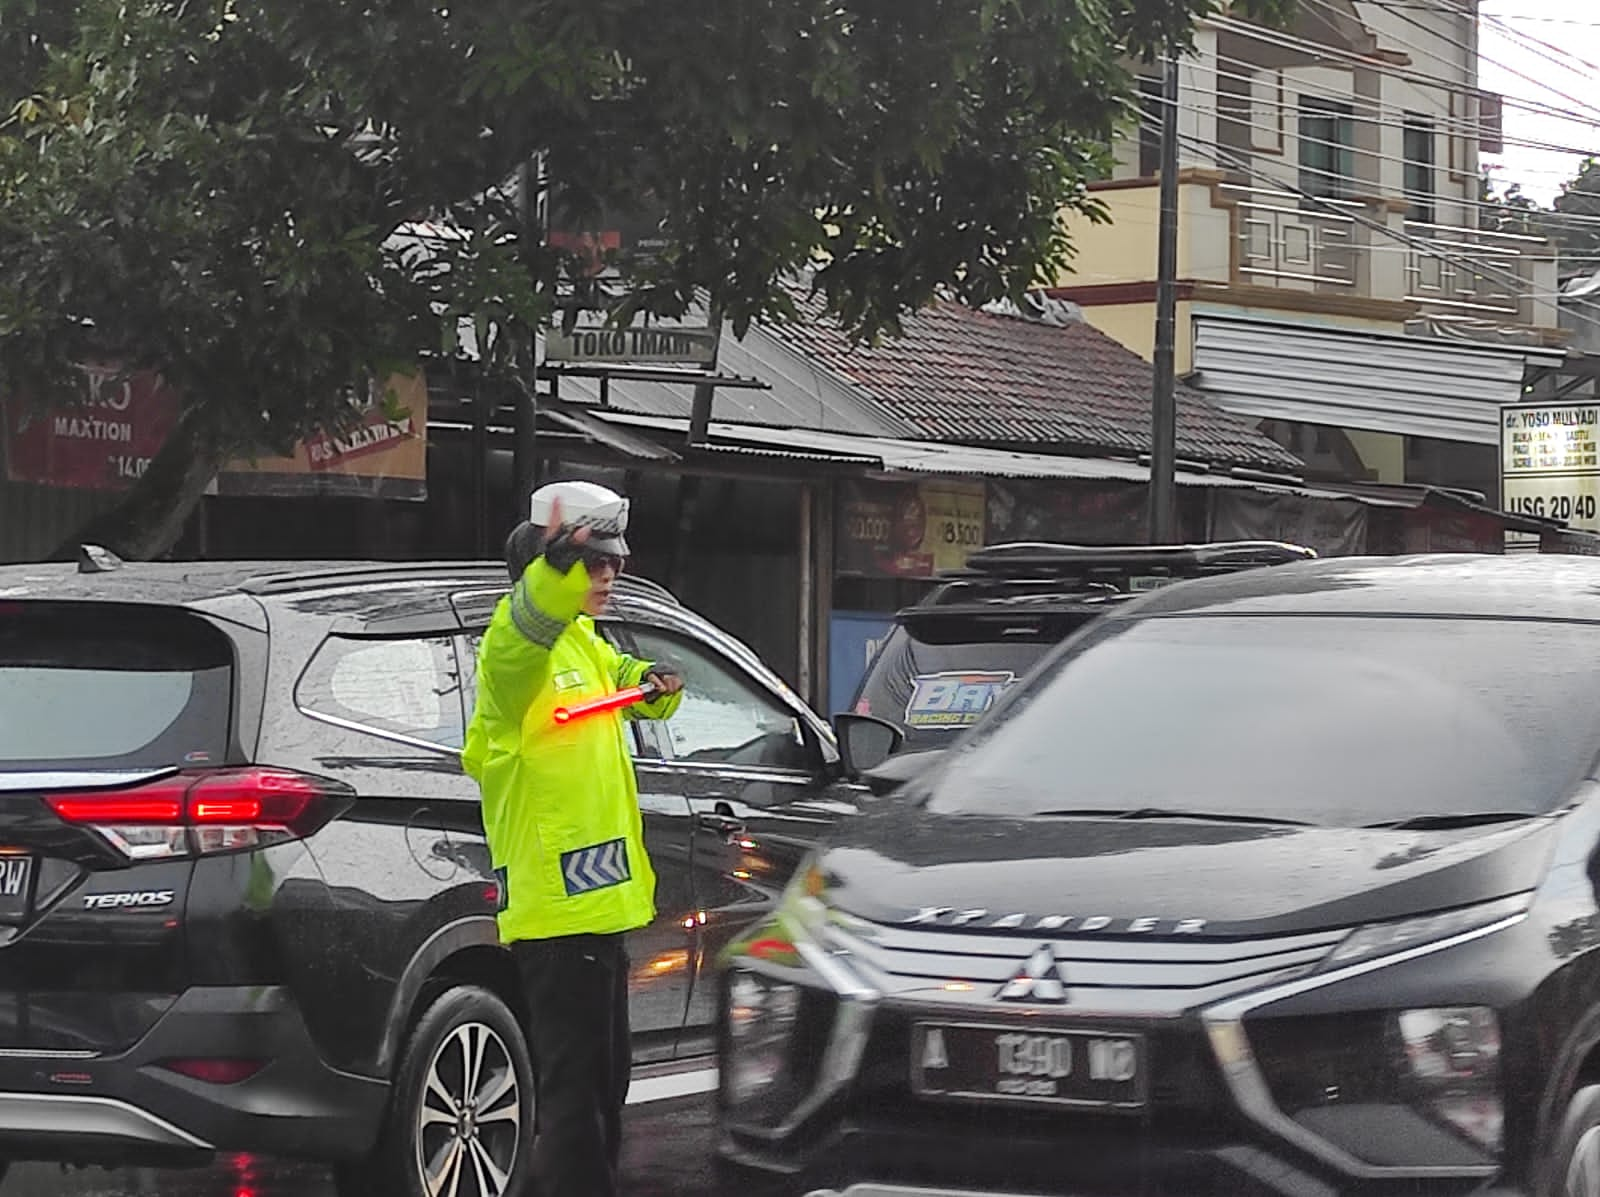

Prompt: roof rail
[959,540,1316,578]
[614,573,681,607]
[237,559,684,605]
[240,561,509,595]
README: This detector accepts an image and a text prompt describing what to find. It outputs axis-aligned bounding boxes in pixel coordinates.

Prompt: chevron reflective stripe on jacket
[560,838,631,896]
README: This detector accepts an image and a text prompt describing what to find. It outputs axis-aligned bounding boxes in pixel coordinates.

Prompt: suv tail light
[45,768,355,861]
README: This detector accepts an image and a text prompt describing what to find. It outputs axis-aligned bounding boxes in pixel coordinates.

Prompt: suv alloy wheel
[337,986,534,1197]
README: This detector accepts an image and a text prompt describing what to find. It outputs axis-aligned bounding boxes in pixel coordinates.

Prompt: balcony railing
[1234,192,1360,290]
[1401,220,1547,322]
[1215,184,1554,328]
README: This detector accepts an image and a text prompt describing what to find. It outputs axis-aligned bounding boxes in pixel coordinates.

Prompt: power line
[1481,12,1600,81]
[1352,0,1600,126]
[1169,78,1600,203]
[1148,83,1600,229]
[1194,54,1600,163]
[1133,107,1600,337]
[1480,13,1600,30]
[1210,14,1600,131]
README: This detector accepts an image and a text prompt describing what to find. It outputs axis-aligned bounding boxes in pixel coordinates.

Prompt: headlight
[1395,1007,1502,1155]
[724,969,801,1106]
[1321,894,1529,972]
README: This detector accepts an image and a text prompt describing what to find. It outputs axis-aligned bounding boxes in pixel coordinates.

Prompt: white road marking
[625,1066,718,1105]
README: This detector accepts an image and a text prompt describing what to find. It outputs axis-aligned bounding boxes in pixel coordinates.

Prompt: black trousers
[511,933,631,1197]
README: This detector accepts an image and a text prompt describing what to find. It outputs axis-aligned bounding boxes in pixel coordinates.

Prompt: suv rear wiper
[1364,811,1539,831]
[1033,807,1312,827]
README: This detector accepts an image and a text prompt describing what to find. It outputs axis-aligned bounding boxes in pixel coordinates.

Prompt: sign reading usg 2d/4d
[1501,402,1600,531]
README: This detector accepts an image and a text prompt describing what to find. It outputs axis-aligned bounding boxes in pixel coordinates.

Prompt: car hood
[818,802,1556,938]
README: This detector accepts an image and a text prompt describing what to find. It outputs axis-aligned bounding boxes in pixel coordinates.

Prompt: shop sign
[1500,402,1600,532]
[3,367,180,490]
[545,321,718,365]
[5,370,428,500]
[836,479,986,578]
[213,373,429,500]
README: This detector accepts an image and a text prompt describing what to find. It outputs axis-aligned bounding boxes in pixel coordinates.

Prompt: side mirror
[861,748,944,797]
[832,713,905,777]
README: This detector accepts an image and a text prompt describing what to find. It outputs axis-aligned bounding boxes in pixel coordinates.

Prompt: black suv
[0,556,859,1196]
[844,541,1315,760]
[718,553,1600,1197]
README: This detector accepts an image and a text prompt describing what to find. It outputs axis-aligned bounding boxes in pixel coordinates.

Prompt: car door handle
[695,812,746,841]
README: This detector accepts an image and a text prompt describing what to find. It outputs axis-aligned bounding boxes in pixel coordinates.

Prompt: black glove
[541,523,587,576]
[505,518,588,580]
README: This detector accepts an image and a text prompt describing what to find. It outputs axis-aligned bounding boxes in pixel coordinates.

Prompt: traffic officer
[462,479,684,1197]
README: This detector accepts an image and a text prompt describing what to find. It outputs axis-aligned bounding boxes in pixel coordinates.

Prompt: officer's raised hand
[539,496,592,575]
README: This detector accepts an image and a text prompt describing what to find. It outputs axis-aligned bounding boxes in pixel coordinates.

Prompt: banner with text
[1500,401,1600,532]
[836,479,987,578]
[3,367,180,490]
[214,373,428,500]
[5,370,428,499]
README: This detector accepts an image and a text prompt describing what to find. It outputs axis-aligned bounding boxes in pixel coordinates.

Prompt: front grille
[818,916,1347,1015]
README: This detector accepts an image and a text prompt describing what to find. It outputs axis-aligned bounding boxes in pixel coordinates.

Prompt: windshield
[926,615,1600,827]
[853,624,1061,749]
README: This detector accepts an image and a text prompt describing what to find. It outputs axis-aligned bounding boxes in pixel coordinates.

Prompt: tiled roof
[767,292,1303,471]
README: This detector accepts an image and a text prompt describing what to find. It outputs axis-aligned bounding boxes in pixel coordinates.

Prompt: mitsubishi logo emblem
[998,944,1068,1003]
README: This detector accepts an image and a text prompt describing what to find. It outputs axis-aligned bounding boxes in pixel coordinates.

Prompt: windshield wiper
[1364,811,1539,831]
[1032,807,1312,827]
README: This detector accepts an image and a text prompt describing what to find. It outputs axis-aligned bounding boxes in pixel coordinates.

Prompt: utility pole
[1149,50,1181,544]
[512,157,544,513]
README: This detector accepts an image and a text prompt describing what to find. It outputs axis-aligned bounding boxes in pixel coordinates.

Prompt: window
[298,636,465,750]
[1404,115,1436,224]
[1298,97,1354,200]
[926,615,1600,829]
[0,605,233,769]
[460,623,660,759]
[629,629,812,772]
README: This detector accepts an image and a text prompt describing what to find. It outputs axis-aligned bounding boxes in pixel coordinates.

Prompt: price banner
[836,479,987,577]
[1501,402,1600,532]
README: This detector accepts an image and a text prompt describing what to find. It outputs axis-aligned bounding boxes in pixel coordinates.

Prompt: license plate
[0,856,35,922]
[911,1022,1146,1110]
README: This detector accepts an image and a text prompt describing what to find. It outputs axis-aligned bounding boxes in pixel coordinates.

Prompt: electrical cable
[1132,103,1600,336]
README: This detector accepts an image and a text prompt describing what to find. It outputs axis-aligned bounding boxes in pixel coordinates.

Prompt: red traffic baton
[553,681,661,726]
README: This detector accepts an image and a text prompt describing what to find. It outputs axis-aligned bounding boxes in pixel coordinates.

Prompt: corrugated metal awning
[541,401,681,462]
[588,409,1410,506]
[1191,314,1566,445]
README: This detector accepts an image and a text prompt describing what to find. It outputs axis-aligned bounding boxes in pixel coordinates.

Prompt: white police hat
[529,480,630,556]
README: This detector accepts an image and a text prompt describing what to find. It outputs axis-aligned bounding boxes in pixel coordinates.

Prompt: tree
[1481,161,1600,276]
[0,0,1293,558]
[1549,158,1600,272]
[1480,170,1540,236]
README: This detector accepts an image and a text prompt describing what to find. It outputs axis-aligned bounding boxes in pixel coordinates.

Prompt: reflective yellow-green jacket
[461,557,681,942]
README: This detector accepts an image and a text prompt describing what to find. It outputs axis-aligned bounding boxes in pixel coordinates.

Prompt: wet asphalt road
[1,1093,717,1196]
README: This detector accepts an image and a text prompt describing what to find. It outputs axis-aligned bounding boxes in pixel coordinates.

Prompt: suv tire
[1550,1084,1600,1197]
[336,986,534,1197]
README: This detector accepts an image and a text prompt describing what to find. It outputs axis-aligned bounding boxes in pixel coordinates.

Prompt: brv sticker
[904,672,1016,729]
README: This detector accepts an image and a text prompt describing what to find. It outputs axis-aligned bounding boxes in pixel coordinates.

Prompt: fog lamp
[725,970,800,1105]
[1395,1007,1502,1154]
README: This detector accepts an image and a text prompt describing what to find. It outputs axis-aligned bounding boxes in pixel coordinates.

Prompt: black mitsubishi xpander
[719,553,1600,1197]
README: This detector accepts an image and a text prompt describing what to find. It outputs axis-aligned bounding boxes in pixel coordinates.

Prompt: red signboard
[3,368,181,491]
